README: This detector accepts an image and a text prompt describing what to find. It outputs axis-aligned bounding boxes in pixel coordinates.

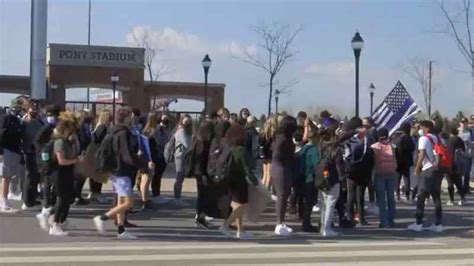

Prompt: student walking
[173,115,193,205]
[371,128,397,228]
[151,114,172,203]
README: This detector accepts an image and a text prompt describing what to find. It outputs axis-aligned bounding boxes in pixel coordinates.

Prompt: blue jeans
[464,157,472,192]
[374,175,396,226]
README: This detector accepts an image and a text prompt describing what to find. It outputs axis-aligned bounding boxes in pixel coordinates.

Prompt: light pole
[202,54,212,115]
[275,89,280,114]
[111,72,119,123]
[368,83,375,115]
[351,31,364,118]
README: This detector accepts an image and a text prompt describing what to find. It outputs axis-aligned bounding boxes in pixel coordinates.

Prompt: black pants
[397,167,411,199]
[335,182,347,222]
[52,166,74,223]
[346,179,367,222]
[89,179,102,194]
[42,174,56,208]
[416,168,442,225]
[196,176,205,216]
[74,177,87,199]
[151,160,167,197]
[22,152,41,206]
[440,168,465,202]
[368,179,375,203]
[273,174,292,224]
[302,182,316,227]
[289,180,304,218]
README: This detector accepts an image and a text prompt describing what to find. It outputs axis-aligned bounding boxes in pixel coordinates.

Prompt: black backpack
[38,138,58,175]
[315,144,342,191]
[95,132,118,174]
[207,141,233,184]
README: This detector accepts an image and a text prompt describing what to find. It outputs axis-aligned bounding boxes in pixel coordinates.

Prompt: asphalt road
[1,174,473,266]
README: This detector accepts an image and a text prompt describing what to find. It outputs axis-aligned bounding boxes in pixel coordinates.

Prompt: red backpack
[426,135,453,169]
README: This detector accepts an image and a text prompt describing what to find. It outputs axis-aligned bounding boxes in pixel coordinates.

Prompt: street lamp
[368,83,375,115]
[351,31,364,117]
[275,89,280,114]
[111,72,119,123]
[202,54,212,115]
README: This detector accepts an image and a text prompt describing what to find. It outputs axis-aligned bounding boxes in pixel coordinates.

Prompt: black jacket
[111,125,147,177]
[395,133,416,171]
[1,114,23,154]
[34,124,55,151]
[77,125,92,154]
[192,139,212,178]
[93,124,108,145]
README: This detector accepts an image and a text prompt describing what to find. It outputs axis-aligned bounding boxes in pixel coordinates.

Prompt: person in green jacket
[218,125,259,240]
[300,130,320,232]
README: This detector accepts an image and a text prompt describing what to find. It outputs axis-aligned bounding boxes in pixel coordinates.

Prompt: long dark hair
[276,116,297,138]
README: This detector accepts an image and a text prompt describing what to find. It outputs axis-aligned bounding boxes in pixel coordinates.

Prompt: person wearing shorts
[93,107,150,240]
[1,101,24,213]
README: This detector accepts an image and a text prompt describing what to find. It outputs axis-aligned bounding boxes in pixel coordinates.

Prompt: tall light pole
[202,54,212,115]
[111,72,119,123]
[86,0,91,105]
[368,83,375,115]
[428,60,434,117]
[275,89,280,114]
[351,31,364,118]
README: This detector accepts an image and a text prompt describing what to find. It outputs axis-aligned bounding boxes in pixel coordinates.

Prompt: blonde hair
[263,116,277,140]
[54,111,78,139]
[95,110,112,131]
[143,111,159,137]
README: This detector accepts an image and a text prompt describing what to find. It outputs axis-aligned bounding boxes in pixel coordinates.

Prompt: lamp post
[202,54,212,115]
[275,89,280,114]
[111,72,119,123]
[368,83,375,115]
[351,31,364,117]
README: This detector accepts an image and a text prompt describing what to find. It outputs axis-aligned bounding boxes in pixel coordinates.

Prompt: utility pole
[428,61,433,117]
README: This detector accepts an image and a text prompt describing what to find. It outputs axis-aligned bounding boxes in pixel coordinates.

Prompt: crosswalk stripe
[225,259,474,266]
[1,248,472,264]
[0,240,443,252]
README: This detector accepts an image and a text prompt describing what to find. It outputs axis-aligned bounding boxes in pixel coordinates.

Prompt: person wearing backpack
[218,124,259,239]
[317,127,344,237]
[173,115,193,205]
[93,107,151,239]
[34,104,61,220]
[371,128,397,228]
[408,120,444,233]
[272,116,297,236]
[150,114,172,204]
[446,126,466,206]
[43,112,83,236]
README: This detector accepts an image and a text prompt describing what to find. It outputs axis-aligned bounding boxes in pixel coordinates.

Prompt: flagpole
[86,0,91,105]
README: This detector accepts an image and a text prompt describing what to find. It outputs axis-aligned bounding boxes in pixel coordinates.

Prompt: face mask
[46,116,56,125]
[418,129,425,137]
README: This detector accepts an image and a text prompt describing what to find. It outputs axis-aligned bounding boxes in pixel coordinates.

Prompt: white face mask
[418,129,425,137]
[46,116,56,125]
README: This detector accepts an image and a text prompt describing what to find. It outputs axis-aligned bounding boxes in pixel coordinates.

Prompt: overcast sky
[0,0,472,117]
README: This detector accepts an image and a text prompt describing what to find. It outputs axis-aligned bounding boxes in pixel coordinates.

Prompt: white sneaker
[117,231,138,240]
[152,196,170,205]
[41,207,53,215]
[407,222,423,232]
[446,200,454,206]
[274,224,291,236]
[236,231,253,240]
[271,195,278,202]
[49,224,69,236]
[458,199,466,206]
[36,212,49,232]
[7,192,22,201]
[204,216,214,222]
[93,216,106,234]
[21,203,40,211]
[427,224,443,233]
[282,224,293,233]
[0,201,18,213]
[321,229,340,237]
[312,205,320,213]
[218,225,233,238]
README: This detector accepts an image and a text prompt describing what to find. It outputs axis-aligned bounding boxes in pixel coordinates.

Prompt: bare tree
[131,29,168,83]
[436,0,474,112]
[403,57,434,115]
[236,22,302,116]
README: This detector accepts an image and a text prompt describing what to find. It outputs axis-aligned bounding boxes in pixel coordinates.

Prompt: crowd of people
[0,97,473,239]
